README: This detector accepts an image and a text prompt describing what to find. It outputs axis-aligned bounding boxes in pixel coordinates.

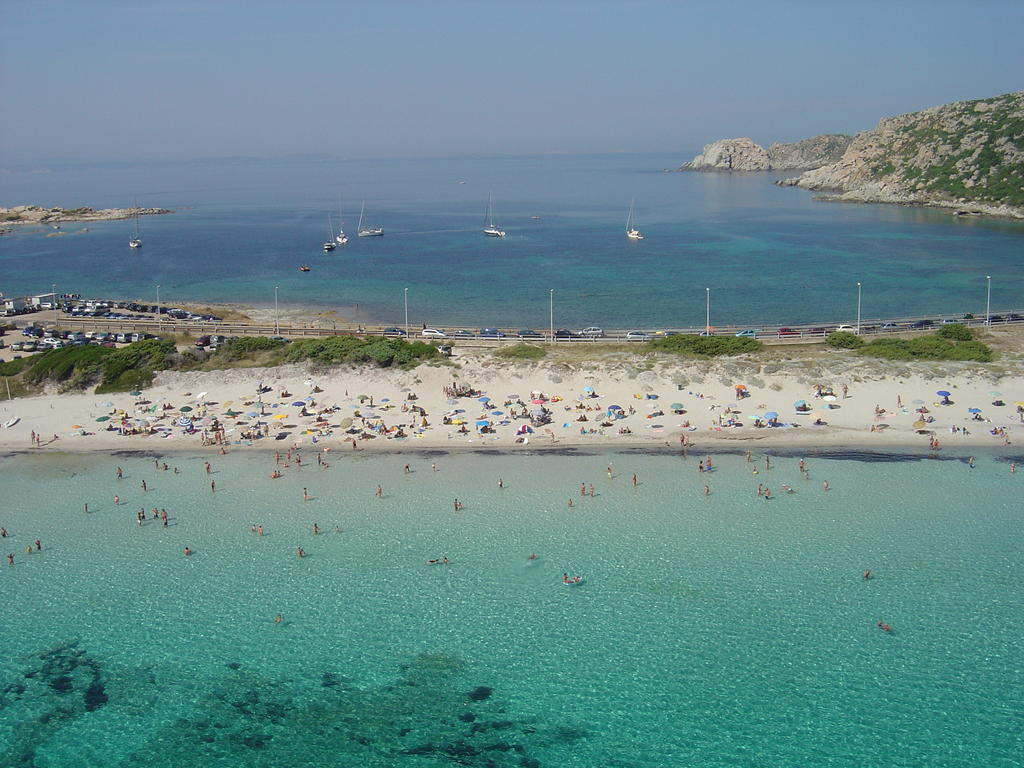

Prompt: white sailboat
[483,193,505,238]
[335,196,349,244]
[625,200,644,240]
[323,214,337,252]
[357,200,384,237]
[128,203,142,248]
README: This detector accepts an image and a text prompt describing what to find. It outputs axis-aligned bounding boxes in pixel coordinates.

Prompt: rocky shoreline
[1,205,172,226]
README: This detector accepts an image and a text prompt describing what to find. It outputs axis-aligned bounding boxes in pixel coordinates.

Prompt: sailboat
[128,203,142,248]
[323,214,337,252]
[483,193,505,238]
[357,201,384,237]
[335,196,349,245]
[625,200,644,240]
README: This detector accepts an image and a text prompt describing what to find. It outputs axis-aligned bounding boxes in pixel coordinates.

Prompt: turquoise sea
[1,447,1021,766]
[2,153,1024,327]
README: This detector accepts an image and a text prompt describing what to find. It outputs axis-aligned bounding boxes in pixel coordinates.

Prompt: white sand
[1,350,1020,454]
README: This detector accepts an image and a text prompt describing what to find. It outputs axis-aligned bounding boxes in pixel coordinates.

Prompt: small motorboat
[2,417,19,429]
[299,265,311,272]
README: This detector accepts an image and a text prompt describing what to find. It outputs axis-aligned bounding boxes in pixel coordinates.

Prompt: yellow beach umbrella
[273,413,288,420]
[913,419,927,429]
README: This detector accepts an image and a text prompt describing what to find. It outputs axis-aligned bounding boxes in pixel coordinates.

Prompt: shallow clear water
[2,153,1023,327]
[1,447,1021,766]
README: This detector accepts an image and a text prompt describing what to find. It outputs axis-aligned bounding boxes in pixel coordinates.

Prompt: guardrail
[9,309,1024,346]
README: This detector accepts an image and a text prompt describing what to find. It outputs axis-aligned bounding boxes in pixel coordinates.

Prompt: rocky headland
[777,90,1024,219]
[0,204,172,225]
[678,134,851,172]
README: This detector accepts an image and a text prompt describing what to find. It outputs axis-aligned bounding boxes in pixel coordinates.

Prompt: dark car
[553,329,578,339]
[1006,313,1022,322]
[909,319,934,329]
[777,327,801,337]
[381,327,408,337]
[451,329,475,338]
[986,315,1004,323]
[195,335,211,347]
[479,328,506,338]
[517,329,543,339]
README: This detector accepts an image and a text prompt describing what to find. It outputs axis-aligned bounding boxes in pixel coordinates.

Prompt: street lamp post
[156,284,161,329]
[986,275,991,326]
[549,289,554,342]
[705,287,710,333]
[52,283,57,325]
[856,282,862,335]
[404,287,409,338]
[274,286,279,335]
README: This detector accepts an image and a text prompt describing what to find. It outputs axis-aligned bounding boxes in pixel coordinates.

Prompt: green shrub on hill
[826,331,865,349]
[283,336,439,368]
[858,334,992,362]
[495,344,546,360]
[216,335,287,361]
[936,323,973,341]
[648,335,761,356]
[95,338,177,393]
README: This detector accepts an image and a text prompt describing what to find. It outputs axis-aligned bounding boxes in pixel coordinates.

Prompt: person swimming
[876,621,892,632]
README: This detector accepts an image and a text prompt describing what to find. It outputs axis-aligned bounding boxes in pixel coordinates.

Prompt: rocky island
[0,205,172,226]
[679,134,852,171]
[777,90,1024,219]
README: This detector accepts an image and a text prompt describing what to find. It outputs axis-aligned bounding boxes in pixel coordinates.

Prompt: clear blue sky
[2,0,1021,165]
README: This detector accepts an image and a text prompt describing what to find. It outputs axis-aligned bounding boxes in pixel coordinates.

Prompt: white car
[626,331,651,341]
[834,325,858,334]
[579,327,604,338]
[421,328,447,338]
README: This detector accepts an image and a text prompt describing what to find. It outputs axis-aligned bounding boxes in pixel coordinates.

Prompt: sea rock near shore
[678,134,851,172]
[0,204,172,224]
[777,90,1024,218]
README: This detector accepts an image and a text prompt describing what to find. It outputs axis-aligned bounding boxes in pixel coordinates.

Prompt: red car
[777,327,801,337]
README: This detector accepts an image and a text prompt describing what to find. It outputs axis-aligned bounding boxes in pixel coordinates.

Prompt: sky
[1,0,1022,166]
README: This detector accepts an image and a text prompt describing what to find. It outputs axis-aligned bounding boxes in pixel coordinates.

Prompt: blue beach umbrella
[292,401,306,406]
[793,400,806,407]
[607,404,623,411]
[478,396,490,403]
[475,420,490,428]
[583,386,595,393]
[764,411,779,420]
[936,390,951,397]
[967,407,982,413]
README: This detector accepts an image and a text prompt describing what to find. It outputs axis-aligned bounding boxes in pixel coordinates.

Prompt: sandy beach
[2,347,1020,454]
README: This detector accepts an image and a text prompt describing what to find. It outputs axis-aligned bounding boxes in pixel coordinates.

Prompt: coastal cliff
[0,205,172,225]
[778,90,1024,218]
[679,134,851,172]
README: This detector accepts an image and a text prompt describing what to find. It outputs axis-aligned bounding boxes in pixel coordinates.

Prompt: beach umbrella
[176,417,192,427]
[989,391,1002,397]
[583,386,594,393]
[491,410,503,416]
[911,399,924,405]
[670,402,684,410]
[607,404,623,411]
[517,425,533,434]
[179,406,193,412]
[793,400,806,408]
[95,416,110,422]
[764,411,779,420]
[130,391,142,396]
[245,411,258,418]
[531,399,546,405]
[195,392,208,401]
[1015,401,1024,407]
[822,395,837,402]
[339,417,353,429]
[967,407,982,413]
[821,404,833,411]
[475,420,490,427]
[507,394,520,400]
[291,401,306,407]
[99,401,114,407]
[478,396,490,403]
[913,419,927,429]
[381,398,390,403]
[273,413,288,420]
[936,390,951,397]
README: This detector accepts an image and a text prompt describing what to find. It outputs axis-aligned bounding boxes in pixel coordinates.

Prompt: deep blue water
[2,153,1023,327]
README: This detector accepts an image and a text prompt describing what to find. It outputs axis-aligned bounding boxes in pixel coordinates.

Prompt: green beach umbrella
[130,391,142,396]
[95,416,110,422]
[179,405,194,412]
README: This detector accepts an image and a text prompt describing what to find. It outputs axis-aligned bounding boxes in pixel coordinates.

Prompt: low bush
[648,335,761,357]
[937,323,973,341]
[283,336,439,368]
[825,331,865,349]
[495,344,546,360]
[858,334,992,362]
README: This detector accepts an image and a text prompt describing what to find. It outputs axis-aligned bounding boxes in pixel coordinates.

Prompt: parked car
[22,326,43,337]
[834,325,858,333]
[553,329,578,339]
[479,328,506,338]
[21,342,38,352]
[421,328,447,338]
[880,322,899,332]
[451,329,475,338]
[11,341,24,351]
[777,328,801,337]
[909,319,934,329]
[579,327,604,338]
[626,331,651,341]
[517,329,543,339]
[735,329,757,338]
[381,327,408,337]
[698,330,715,336]
[195,335,211,347]
[1006,313,1022,322]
